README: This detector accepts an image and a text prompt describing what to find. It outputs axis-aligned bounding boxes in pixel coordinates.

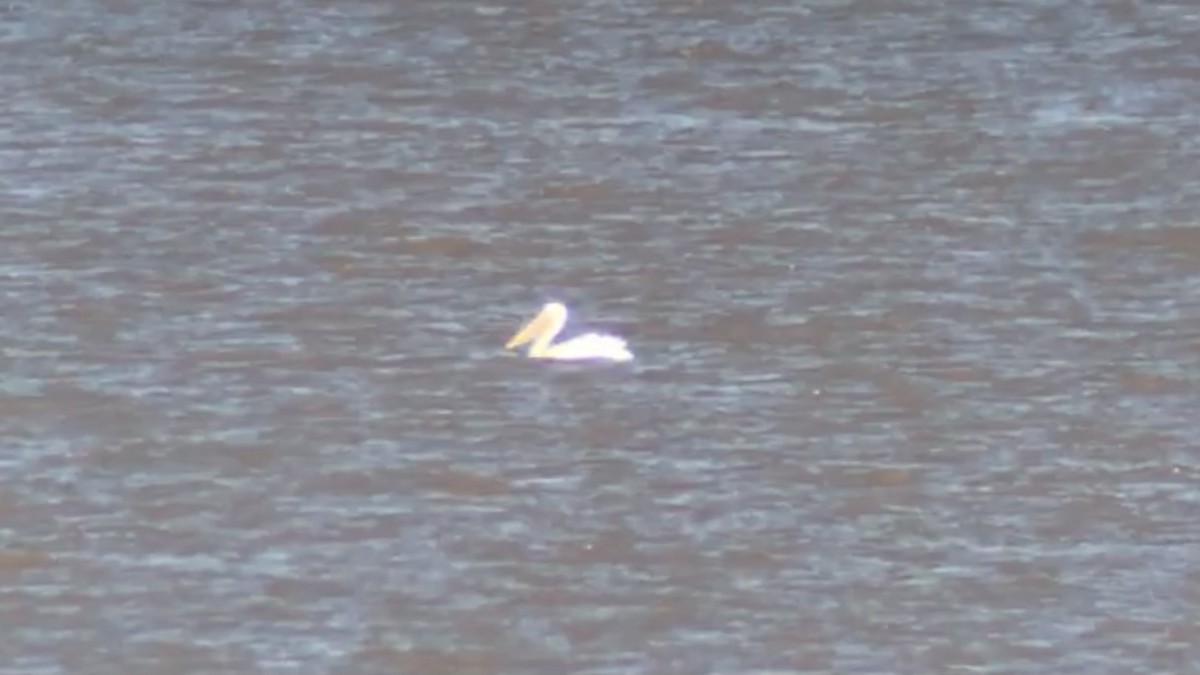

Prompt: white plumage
[504,302,633,362]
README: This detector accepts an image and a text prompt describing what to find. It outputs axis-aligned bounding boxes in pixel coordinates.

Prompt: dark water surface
[3,0,1200,673]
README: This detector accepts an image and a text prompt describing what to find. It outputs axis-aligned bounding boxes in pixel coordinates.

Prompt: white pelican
[504,302,633,362]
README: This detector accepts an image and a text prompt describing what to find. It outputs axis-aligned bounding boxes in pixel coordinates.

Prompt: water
[2,0,1199,673]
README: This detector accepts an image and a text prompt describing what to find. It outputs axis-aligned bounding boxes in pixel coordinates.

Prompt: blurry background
[1,0,1198,672]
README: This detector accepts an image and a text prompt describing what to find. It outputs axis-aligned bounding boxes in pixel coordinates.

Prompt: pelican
[504,302,633,362]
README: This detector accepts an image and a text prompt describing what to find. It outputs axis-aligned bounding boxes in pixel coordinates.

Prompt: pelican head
[505,302,567,351]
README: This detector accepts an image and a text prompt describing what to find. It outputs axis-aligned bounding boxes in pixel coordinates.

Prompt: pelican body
[505,302,633,362]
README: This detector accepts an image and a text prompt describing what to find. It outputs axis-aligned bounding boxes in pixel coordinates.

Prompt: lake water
[2,1,1199,673]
